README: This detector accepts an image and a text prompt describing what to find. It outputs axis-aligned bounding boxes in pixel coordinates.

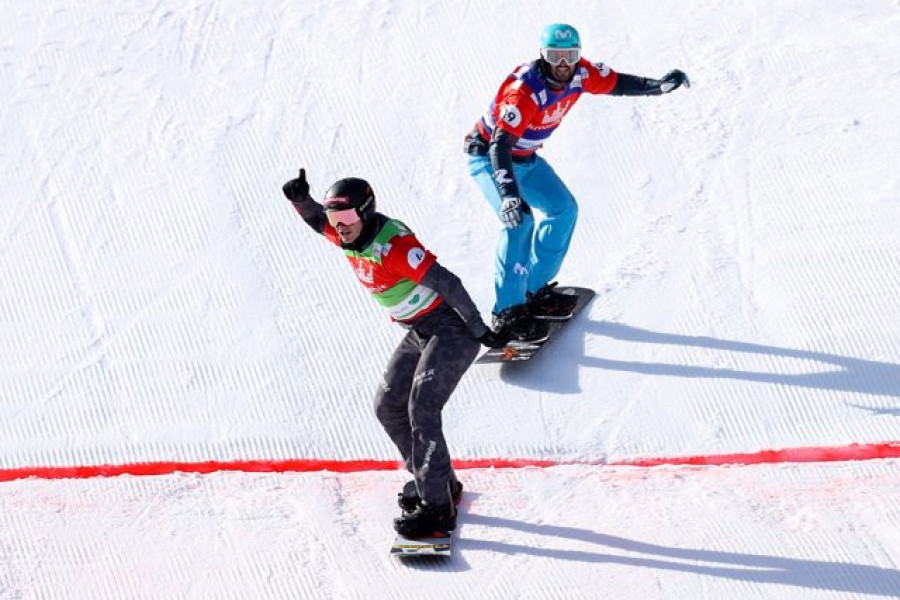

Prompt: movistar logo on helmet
[540,23,581,49]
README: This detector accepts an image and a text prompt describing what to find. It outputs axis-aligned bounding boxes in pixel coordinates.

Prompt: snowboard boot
[526,282,577,320]
[393,501,457,539]
[491,304,550,343]
[397,479,464,514]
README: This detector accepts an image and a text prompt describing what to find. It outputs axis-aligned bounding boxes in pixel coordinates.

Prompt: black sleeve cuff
[610,72,662,96]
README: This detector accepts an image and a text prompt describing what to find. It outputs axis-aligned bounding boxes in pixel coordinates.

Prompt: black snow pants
[373,304,480,506]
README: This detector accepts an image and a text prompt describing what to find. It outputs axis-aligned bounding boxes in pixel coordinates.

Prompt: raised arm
[283,168,328,234]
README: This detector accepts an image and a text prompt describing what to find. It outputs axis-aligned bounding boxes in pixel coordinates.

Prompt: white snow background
[2,0,900,598]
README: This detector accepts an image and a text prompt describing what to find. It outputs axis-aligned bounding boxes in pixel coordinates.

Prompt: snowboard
[390,481,458,558]
[476,287,596,364]
[390,533,453,558]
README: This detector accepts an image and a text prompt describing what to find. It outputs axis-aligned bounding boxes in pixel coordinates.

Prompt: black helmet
[323,177,376,222]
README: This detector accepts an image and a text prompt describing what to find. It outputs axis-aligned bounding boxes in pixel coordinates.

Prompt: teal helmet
[540,23,581,50]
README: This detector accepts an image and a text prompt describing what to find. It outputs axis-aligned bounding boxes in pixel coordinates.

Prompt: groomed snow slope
[1,1,899,598]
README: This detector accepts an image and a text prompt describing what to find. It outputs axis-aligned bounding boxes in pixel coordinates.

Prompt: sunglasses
[541,47,580,66]
[326,208,361,228]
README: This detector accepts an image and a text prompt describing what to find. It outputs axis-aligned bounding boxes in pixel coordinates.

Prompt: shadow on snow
[498,318,900,398]
[445,513,900,596]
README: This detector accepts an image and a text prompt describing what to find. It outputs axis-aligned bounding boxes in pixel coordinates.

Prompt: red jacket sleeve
[383,234,437,284]
[581,59,619,95]
[493,84,540,138]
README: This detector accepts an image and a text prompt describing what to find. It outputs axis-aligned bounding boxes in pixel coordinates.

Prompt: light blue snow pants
[467,154,578,314]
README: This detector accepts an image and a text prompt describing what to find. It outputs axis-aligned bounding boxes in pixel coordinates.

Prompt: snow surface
[1,0,899,598]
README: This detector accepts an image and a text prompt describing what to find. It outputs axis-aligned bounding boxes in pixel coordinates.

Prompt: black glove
[499,197,524,229]
[282,168,310,202]
[658,69,690,93]
[478,330,509,349]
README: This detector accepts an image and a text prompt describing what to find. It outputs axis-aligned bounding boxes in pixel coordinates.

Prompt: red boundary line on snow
[2,442,899,483]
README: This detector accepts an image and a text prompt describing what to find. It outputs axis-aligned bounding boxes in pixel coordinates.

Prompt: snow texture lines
[3,2,900,596]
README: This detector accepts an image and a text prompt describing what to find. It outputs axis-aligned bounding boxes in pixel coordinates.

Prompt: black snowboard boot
[526,282,577,320]
[491,304,549,343]
[397,479,464,514]
[393,501,457,539]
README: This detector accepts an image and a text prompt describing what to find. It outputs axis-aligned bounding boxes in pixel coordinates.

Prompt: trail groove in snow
[1,1,899,597]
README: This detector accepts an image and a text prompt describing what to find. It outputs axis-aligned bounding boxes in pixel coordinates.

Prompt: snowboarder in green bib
[283,168,506,538]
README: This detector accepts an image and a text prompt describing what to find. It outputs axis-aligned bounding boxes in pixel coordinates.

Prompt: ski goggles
[540,47,580,66]
[326,208,361,227]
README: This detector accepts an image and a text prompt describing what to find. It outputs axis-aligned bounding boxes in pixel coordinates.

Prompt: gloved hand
[478,330,509,349]
[658,69,690,93]
[500,197,524,229]
[282,168,310,202]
